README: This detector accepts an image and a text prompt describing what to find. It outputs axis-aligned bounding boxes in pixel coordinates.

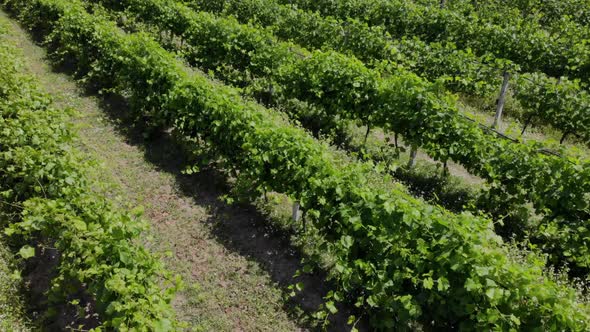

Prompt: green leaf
[131,205,145,216]
[510,314,521,326]
[347,315,356,325]
[10,270,21,281]
[422,277,434,289]
[154,319,172,332]
[119,250,131,265]
[341,235,353,249]
[325,301,338,314]
[72,218,87,231]
[295,282,304,292]
[4,227,15,236]
[485,288,499,300]
[464,278,480,291]
[437,277,450,291]
[19,245,35,259]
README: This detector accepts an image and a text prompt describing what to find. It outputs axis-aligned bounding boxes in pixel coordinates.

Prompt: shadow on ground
[92,89,367,331]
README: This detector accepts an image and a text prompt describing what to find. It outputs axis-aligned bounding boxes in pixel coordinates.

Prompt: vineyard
[0,0,589,331]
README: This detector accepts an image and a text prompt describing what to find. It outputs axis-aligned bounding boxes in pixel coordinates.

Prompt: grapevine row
[0,14,179,330]
[427,0,590,30]
[6,0,590,329]
[95,0,590,272]
[454,0,590,68]
[187,0,590,149]
[272,0,590,81]
[501,0,590,27]
[0,24,30,331]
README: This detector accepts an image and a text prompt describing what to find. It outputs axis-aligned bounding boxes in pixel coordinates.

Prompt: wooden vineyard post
[364,124,371,147]
[520,114,534,135]
[292,201,302,222]
[560,132,570,144]
[407,146,418,168]
[492,70,510,130]
[292,200,306,232]
[442,161,449,177]
[266,82,275,106]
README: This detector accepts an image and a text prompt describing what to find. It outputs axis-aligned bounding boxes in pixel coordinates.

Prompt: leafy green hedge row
[274,0,590,82]
[187,0,590,147]
[508,0,590,27]
[91,0,590,272]
[0,13,178,331]
[502,0,590,27]
[422,0,590,31]
[7,0,590,329]
[0,22,32,327]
